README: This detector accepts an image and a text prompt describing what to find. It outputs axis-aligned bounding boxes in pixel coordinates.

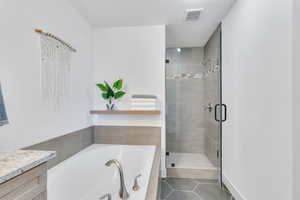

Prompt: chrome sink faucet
[105,159,130,200]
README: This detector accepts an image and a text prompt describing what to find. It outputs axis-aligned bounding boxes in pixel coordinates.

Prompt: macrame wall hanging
[35,29,76,109]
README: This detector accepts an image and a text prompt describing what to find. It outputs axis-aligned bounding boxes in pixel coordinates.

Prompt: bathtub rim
[146,146,161,200]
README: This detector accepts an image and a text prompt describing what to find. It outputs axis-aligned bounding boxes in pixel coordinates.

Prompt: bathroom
[0,0,299,200]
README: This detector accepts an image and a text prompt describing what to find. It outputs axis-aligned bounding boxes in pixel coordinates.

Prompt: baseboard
[222,174,247,200]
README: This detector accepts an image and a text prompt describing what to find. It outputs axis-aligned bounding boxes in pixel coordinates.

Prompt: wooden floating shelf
[90,110,161,115]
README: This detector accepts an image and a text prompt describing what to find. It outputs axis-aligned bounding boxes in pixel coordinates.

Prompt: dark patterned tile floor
[159,178,233,200]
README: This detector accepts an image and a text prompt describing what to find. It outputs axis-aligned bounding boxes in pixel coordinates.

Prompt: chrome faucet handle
[100,193,112,200]
[204,102,213,112]
[133,174,142,191]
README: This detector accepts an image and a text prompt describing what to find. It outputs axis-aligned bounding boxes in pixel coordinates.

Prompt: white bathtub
[47,144,156,200]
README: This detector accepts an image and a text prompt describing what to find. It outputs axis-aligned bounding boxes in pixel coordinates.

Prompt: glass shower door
[215,25,225,186]
[164,25,224,185]
[201,25,224,185]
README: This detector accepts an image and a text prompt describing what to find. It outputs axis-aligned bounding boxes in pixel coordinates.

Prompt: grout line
[164,180,175,199]
[193,190,202,199]
[180,191,202,199]
[165,180,173,189]
[164,188,174,199]
[192,182,201,192]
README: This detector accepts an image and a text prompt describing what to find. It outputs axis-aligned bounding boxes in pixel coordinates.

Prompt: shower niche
[165,28,221,179]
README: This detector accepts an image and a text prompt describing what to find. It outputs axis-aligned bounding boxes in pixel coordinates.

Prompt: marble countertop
[0,150,56,184]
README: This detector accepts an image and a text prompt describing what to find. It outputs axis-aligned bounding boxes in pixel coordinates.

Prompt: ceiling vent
[185,8,203,21]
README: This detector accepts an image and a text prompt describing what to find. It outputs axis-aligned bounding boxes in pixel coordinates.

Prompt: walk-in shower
[165,28,222,180]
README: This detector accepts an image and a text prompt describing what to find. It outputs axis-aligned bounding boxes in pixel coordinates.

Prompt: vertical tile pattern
[24,127,93,169]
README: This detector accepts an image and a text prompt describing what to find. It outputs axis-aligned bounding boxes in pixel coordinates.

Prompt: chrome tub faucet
[105,159,130,200]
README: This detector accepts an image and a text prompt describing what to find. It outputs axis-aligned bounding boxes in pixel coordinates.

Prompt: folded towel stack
[131,95,157,110]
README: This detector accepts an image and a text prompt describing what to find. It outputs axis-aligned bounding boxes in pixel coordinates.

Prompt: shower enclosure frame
[217,23,224,186]
[164,23,225,185]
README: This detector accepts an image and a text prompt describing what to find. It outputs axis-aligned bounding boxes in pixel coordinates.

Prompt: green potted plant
[96,79,126,110]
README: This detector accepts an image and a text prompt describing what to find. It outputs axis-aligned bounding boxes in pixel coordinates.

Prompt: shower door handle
[221,104,227,122]
[214,104,220,122]
[214,104,227,122]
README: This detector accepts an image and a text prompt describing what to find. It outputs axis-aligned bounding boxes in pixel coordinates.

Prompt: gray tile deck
[195,184,232,200]
[167,178,198,191]
[161,180,173,199]
[159,178,232,200]
[167,191,200,200]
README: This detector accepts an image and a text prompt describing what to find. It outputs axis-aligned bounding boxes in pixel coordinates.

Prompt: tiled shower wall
[166,47,207,153]
[203,28,221,167]
[166,28,221,165]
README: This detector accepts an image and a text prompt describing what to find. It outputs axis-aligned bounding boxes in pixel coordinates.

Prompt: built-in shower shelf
[90,110,161,115]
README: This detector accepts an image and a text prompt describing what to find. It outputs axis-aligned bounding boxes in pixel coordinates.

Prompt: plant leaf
[105,81,115,98]
[113,79,123,90]
[115,91,126,99]
[96,83,108,92]
[102,93,109,99]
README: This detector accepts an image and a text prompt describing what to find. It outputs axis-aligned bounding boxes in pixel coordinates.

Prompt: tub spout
[105,159,129,200]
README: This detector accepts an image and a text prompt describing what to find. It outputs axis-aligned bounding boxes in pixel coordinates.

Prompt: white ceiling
[69,0,235,47]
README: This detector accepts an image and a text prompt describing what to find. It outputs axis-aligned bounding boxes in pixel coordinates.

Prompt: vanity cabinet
[0,163,47,200]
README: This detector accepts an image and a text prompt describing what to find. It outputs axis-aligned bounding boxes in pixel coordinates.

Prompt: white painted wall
[293,0,300,199]
[222,0,293,199]
[93,25,166,175]
[0,0,93,150]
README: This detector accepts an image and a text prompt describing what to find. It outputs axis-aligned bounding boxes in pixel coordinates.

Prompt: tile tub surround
[0,150,55,184]
[21,126,161,199]
[93,126,161,146]
[159,178,232,200]
[24,127,93,169]
[24,126,160,169]
[146,147,161,200]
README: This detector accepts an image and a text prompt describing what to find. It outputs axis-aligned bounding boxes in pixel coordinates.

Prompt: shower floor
[166,152,218,179]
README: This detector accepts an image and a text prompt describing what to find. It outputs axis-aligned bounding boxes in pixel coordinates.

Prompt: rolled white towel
[131,98,157,103]
[132,95,157,99]
[131,107,157,110]
[131,102,157,107]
